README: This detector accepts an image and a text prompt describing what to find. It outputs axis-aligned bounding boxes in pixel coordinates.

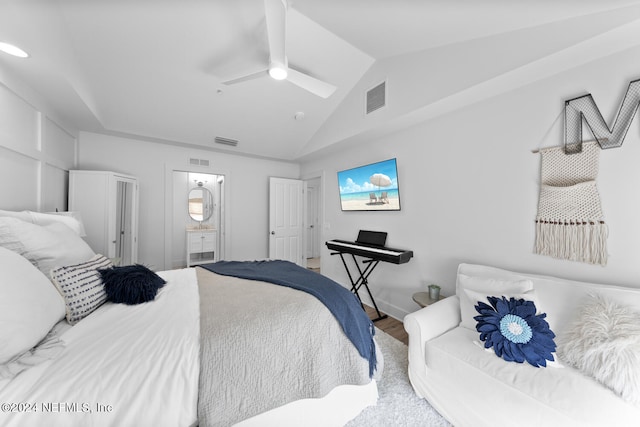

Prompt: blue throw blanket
[201,260,376,377]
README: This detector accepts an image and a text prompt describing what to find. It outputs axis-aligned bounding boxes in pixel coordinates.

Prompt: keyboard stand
[331,251,388,322]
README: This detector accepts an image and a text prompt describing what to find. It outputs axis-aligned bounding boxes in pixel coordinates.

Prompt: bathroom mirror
[188,184,214,222]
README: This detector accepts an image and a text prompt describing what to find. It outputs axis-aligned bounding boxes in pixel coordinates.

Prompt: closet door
[69,170,138,265]
[115,180,136,265]
[113,176,138,265]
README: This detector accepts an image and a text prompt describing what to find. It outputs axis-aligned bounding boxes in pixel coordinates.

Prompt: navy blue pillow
[99,264,166,305]
[474,296,556,367]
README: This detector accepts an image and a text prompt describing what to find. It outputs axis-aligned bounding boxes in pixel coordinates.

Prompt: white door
[269,177,304,266]
[305,180,321,259]
[305,184,316,257]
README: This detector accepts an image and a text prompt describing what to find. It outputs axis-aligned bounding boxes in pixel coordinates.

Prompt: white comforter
[0,268,200,427]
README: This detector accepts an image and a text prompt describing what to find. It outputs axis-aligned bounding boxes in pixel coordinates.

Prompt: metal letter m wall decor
[565,78,640,154]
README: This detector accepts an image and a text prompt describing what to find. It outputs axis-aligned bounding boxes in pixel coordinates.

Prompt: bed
[0,211,381,427]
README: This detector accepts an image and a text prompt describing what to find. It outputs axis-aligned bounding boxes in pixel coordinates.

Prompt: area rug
[347,329,451,427]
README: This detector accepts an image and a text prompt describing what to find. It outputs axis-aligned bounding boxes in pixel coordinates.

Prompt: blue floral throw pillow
[474,296,556,367]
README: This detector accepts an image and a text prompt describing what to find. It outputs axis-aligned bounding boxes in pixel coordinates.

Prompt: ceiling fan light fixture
[0,42,29,58]
[268,63,288,80]
[222,0,336,98]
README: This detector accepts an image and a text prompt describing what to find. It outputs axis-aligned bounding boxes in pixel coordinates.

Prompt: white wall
[77,132,300,270]
[4,15,639,323]
[301,46,640,320]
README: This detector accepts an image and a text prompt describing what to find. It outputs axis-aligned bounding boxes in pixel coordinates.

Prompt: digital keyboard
[325,239,414,264]
[326,232,414,322]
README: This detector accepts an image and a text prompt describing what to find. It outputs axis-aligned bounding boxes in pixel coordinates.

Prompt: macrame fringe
[534,220,608,266]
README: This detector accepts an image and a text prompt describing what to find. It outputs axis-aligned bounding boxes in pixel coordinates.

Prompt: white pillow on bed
[0,217,95,278]
[32,211,86,237]
[0,209,32,222]
[0,246,65,364]
[0,209,85,236]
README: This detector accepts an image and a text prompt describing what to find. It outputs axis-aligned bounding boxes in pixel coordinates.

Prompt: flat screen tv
[337,158,401,211]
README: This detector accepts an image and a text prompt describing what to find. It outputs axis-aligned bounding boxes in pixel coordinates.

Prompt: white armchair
[403,296,460,398]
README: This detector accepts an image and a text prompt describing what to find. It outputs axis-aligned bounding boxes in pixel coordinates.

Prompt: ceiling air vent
[215,136,239,147]
[366,80,386,115]
[189,158,210,167]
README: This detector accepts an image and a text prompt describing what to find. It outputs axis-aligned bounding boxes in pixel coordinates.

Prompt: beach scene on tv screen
[338,158,400,211]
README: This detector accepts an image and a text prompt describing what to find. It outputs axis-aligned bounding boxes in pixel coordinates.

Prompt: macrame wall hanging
[533,77,640,265]
[534,141,607,266]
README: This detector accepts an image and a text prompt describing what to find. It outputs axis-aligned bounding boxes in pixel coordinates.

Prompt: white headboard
[0,81,77,212]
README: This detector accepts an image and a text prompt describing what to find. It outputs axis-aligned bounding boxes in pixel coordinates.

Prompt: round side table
[412,291,445,308]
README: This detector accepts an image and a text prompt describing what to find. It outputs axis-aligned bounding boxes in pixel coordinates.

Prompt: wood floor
[364,304,408,345]
[306,259,408,345]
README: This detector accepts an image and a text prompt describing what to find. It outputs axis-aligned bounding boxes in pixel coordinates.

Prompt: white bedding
[0,268,200,427]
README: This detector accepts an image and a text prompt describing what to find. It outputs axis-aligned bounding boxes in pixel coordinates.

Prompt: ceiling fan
[221,0,337,99]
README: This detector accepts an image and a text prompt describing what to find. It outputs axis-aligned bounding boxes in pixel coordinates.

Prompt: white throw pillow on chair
[457,274,534,331]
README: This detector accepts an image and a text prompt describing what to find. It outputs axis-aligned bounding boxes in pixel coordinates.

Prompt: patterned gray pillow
[50,254,113,325]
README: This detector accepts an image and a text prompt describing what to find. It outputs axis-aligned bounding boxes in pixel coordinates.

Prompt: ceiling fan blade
[286,68,337,99]
[221,0,337,98]
[264,0,287,67]
[221,69,269,85]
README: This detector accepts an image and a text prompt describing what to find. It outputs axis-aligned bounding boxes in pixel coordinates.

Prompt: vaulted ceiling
[1,0,640,161]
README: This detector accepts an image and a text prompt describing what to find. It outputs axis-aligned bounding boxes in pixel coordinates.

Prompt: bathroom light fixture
[0,42,29,58]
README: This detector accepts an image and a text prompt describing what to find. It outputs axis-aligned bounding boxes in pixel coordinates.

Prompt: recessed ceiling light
[0,42,29,58]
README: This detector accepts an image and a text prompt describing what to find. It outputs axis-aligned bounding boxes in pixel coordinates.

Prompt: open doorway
[171,171,225,268]
[305,177,321,273]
